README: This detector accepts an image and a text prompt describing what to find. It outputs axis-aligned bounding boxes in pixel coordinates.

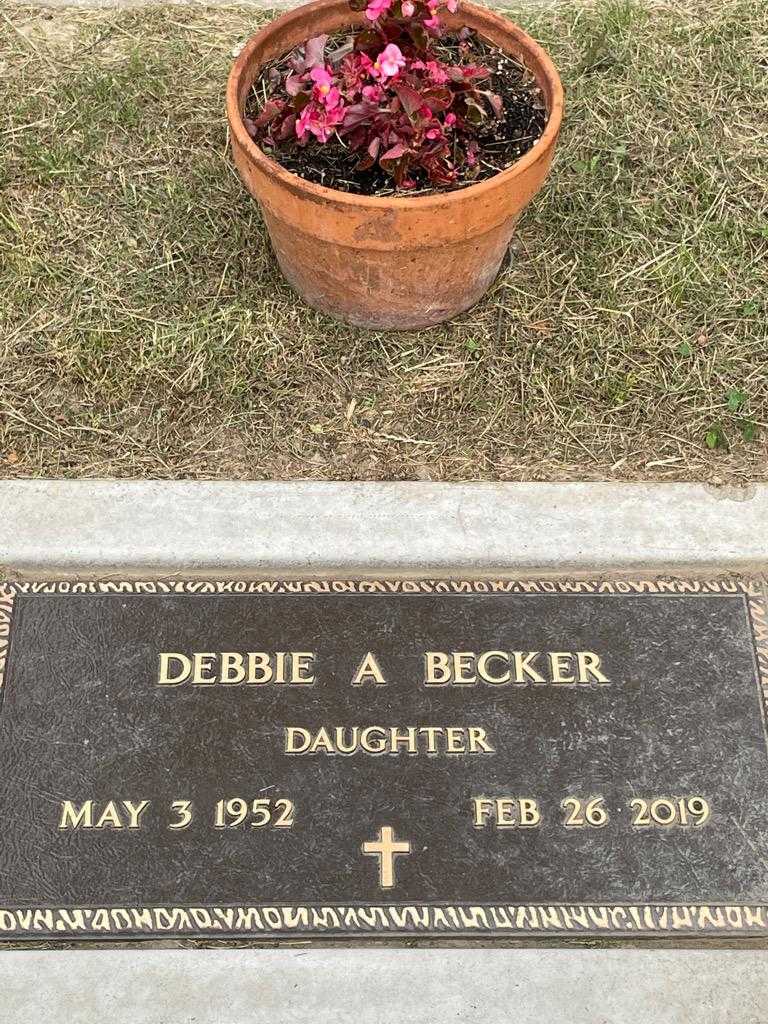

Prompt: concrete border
[0,480,765,579]
[2,947,767,1023]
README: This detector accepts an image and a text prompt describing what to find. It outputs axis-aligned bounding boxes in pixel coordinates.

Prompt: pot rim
[226,0,564,211]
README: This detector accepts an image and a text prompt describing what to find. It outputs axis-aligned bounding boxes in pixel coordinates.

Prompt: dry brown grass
[0,0,766,481]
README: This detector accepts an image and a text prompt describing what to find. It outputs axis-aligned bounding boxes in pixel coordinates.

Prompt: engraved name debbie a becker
[1,578,768,944]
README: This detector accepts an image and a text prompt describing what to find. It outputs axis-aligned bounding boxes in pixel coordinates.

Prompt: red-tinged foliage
[246,0,504,189]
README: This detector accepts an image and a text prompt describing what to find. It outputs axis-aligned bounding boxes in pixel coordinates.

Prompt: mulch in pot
[244,30,548,197]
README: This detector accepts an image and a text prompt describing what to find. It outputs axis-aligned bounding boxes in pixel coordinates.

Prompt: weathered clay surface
[226,0,564,328]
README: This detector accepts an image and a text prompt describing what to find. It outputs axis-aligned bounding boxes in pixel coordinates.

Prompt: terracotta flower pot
[227,0,564,329]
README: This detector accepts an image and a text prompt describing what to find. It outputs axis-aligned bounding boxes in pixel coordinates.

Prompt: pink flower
[425,127,442,140]
[425,60,449,84]
[375,43,406,78]
[309,67,343,110]
[423,0,442,26]
[401,0,415,14]
[444,112,457,126]
[362,84,383,102]
[296,100,345,143]
[365,0,392,20]
[295,105,314,141]
[310,66,333,93]
[358,53,375,76]
[446,0,458,11]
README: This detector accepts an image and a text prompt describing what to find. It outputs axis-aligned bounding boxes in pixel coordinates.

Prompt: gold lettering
[390,727,417,753]
[275,652,287,684]
[496,799,517,826]
[309,727,335,753]
[422,650,609,687]
[519,799,541,826]
[418,727,441,753]
[123,800,150,829]
[468,726,494,752]
[292,653,315,684]
[285,727,311,753]
[220,652,245,685]
[247,652,273,684]
[191,653,217,685]
[471,796,542,828]
[157,652,316,687]
[576,651,610,683]
[335,727,359,754]
[352,652,386,686]
[472,797,494,826]
[95,801,123,829]
[59,800,93,830]
[512,652,545,684]
[445,727,466,753]
[424,652,451,684]
[58,800,149,830]
[282,725,495,756]
[157,653,191,686]
[549,652,575,684]
[477,651,510,684]
[360,727,388,754]
[452,653,476,685]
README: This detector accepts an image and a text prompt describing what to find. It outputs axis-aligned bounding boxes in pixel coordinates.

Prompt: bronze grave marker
[0,577,767,944]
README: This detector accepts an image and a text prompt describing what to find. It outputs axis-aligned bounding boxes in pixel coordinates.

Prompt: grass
[0,0,766,480]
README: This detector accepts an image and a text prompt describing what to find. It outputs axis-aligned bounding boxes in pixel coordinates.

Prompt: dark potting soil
[244,31,548,197]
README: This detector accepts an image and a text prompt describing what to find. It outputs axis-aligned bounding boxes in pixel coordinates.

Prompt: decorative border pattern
[2,902,768,939]
[4,576,766,596]
[0,584,14,691]
[748,583,768,722]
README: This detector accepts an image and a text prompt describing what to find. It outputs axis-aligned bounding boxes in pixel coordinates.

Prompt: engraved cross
[362,826,411,889]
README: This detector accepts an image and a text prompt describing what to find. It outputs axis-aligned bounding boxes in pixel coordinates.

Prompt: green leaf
[705,424,727,450]
[727,388,746,412]
[466,338,480,353]
[741,300,759,317]
[574,154,600,174]
[353,27,381,48]
[677,341,692,357]
[407,23,429,50]
[463,97,486,125]
[739,419,757,442]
